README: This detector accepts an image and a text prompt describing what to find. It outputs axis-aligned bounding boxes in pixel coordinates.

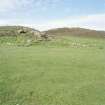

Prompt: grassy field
[0,36,105,105]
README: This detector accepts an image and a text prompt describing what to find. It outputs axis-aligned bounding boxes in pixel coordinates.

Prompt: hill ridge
[0,26,105,38]
[44,27,105,38]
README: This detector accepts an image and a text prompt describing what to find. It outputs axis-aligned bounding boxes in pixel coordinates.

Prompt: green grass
[0,36,105,105]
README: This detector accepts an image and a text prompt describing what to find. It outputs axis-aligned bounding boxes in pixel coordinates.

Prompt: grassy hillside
[0,26,39,37]
[45,27,105,38]
[0,26,105,39]
[0,36,105,105]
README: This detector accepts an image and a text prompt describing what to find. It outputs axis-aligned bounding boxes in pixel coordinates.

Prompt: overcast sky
[0,0,105,30]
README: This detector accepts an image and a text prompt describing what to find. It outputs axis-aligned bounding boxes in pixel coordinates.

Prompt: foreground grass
[0,36,105,105]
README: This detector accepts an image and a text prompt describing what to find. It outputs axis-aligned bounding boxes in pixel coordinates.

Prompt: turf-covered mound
[45,27,105,38]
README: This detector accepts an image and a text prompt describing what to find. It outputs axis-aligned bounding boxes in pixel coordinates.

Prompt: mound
[45,27,105,38]
[0,26,41,37]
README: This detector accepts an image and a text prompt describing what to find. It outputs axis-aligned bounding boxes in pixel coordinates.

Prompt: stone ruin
[17,27,49,41]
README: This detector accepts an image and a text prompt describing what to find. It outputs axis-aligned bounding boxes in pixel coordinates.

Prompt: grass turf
[0,36,105,105]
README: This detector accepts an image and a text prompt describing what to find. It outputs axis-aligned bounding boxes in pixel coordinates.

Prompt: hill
[45,27,105,38]
[0,26,41,36]
[1,26,105,38]
[1,26,105,39]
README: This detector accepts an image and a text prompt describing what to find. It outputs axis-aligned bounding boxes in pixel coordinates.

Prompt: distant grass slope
[1,26,105,38]
[0,36,105,105]
[45,27,105,38]
[0,26,39,37]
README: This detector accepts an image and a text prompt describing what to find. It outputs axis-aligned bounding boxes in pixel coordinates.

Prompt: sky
[0,0,105,30]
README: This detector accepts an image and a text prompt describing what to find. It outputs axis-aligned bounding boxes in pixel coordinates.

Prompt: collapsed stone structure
[17,27,48,40]
[0,26,50,41]
[18,27,48,41]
